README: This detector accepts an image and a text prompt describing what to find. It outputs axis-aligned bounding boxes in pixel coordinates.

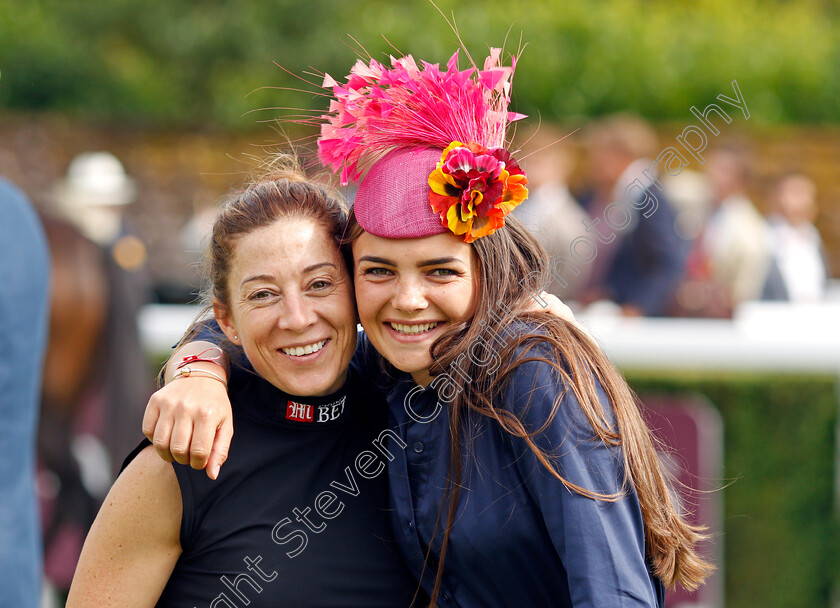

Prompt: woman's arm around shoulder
[66,445,183,608]
[143,339,234,478]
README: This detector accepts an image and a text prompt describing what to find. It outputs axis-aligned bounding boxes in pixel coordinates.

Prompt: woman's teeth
[389,322,438,335]
[282,339,327,357]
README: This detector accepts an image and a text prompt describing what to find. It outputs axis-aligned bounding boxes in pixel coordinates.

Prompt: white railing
[140,300,840,374]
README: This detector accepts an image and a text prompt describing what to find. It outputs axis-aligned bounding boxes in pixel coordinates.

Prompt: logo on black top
[286,397,346,423]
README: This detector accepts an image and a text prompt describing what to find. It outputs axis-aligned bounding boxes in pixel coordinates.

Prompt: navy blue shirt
[365,334,665,608]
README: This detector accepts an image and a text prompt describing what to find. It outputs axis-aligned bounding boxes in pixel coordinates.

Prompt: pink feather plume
[317,49,525,185]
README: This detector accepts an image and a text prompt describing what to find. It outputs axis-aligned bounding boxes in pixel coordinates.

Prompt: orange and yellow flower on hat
[428,141,528,243]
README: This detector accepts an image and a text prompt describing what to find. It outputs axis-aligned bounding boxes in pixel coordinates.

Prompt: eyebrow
[241,274,274,286]
[302,262,337,274]
[358,255,465,268]
[240,262,337,287]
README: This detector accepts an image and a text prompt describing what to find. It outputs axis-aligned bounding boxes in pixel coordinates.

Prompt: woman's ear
[213,299,238,344]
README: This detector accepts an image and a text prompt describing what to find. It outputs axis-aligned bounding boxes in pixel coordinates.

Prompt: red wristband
[175,346,224,370]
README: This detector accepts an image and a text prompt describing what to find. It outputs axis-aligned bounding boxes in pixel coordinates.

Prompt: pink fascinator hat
[317,49,529,243]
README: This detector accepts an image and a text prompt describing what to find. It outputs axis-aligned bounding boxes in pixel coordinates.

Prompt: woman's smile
[384,320,444,342]
[216,217,357,396]
[352,231,478,386]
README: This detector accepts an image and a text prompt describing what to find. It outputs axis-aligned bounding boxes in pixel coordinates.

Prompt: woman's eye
[310,280,332,291]
[364,267,393,277]
[429,268,458,277]
[249,290,274,301]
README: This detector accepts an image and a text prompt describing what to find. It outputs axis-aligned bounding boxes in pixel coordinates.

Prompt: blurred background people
[766,172,829,302]
[674,142,771,317]
[177,202,218,301]
[47,151,153,473]
[577,115,689,316]
[513,126,591,298]
[36,214,108,602]
[0,177,50,608]
[662,169,713,247]
[38,152,154,602]
[51,152,138,249]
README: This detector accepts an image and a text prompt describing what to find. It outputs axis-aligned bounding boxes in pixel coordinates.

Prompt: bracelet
[172,365,228,387]
[176,346,225,370]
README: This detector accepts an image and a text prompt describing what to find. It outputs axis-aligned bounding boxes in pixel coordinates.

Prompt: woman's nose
[279,293,317,332]
[392,276,428,313]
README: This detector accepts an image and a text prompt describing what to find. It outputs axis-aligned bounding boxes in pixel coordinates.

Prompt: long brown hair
[343,209,713,605]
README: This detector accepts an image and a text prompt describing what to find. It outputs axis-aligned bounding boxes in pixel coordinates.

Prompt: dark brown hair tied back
[172,153,348,360]
[208,154,347,310]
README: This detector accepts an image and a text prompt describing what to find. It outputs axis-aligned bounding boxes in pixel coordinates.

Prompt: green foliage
[1,0,837,127]
[627,372,840,608]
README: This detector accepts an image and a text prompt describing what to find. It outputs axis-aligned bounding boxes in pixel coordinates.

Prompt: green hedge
[1,0,839,128]
[628,372,840,608]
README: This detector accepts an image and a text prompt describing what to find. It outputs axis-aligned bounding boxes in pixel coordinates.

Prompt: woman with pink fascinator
[136,48,711,606]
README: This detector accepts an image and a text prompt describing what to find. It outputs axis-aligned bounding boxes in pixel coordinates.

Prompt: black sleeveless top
[123,369,421,607]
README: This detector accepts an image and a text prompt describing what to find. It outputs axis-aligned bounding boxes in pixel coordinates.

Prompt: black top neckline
[234,370,354,431]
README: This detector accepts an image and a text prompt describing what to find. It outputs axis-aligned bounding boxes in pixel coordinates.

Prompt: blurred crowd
[514,115,832,318]
[0,115,835,605]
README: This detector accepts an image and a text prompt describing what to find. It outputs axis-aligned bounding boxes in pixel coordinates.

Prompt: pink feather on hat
[317,48,527,240]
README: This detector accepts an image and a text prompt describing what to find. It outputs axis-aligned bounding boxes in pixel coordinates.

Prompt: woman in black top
[66,162,420,607]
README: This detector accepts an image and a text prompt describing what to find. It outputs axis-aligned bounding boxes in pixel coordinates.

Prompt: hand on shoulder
[144,340,234,479]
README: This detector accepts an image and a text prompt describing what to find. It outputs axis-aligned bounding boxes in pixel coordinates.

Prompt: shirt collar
[387,373,442,423]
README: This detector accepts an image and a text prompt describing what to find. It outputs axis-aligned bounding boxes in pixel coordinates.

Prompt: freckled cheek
[356,302,377,329]
[440,281,477,321]
[355,283,388,322]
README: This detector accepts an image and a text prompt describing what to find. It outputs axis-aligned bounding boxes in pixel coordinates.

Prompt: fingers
[169,413,195,466]
[206,418,234,480]
[553,301,575,324]
[150,408,176,463]
[140,375,233,474]
[189,407,218,471]
[540,291,577,324]
[142,397,161,443]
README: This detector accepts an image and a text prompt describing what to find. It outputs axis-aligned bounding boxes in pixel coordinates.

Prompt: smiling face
[215,217,356,396]
[352,231,479,386]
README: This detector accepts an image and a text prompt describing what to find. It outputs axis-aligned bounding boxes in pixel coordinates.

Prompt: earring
[233,335,238,342]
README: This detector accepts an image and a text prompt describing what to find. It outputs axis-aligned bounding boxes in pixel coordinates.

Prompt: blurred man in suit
[579,115,689,316]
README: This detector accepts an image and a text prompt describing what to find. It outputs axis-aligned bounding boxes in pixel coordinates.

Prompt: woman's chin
[266,369,345,397]
[389,356,433,381]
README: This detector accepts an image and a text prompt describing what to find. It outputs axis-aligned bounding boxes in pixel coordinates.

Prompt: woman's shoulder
[66,448,182,606]
[492,319,612,431]
[498,320,572,382]
[122,438,205,516]
[114,443,182,528]
[122,442,180,483]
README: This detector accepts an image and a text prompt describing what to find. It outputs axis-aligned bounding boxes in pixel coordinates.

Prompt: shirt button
[412,441,424,454]
[407,521,413,528]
